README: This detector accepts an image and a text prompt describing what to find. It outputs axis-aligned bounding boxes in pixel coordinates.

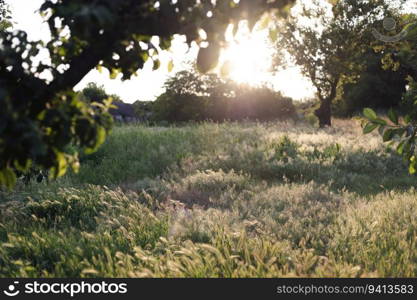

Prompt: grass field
[1,120,417,277]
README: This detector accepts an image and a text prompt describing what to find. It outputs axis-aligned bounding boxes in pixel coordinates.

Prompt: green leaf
[50,151,67,178]
[363,123,378,134]
[403,141,412,157]
[258,14,271,30]
[96,126,106,147]
[388,108,398,125]
[397,140,406,155]
[160,38,172,50]
[383,129,395,142]
[167,59,174,73]
[409,158,416,174]
[373,118,387,126]
[85,126,106,155]
[269,29,278,42]
[109,68,121,79]
[363,108,377,120]
[71,160,80,173]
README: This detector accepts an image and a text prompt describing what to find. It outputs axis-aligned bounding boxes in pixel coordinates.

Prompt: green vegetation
[153,68,297,123]
[1,0,417,280]
[273,0,414,127]
[333,49,408,117]
[1,120,416,277]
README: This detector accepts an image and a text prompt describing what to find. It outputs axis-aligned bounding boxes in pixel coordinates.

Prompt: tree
[333,49,408,116]
[0,0,295,188]
[80,83,110,103]
[273,0,403,127]
[377,13,417,82]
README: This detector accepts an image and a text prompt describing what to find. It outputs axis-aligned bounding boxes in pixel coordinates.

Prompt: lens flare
[221,28,273,86]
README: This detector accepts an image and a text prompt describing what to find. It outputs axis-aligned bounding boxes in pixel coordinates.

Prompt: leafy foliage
[362,107,417,174]
[361,12,417,175]
[0,0,295,188]
[377,13,417,82]
[273,0,404,127]
[79,82,123,104]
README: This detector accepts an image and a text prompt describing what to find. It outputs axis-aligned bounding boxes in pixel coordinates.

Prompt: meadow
[1,119,416,277]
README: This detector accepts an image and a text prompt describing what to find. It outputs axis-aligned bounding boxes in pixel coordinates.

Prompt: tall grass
[0,120,416,277]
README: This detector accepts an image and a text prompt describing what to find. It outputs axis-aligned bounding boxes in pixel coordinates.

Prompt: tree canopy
[362,12,417,174]
[333,49,408,116]
[0,0,295,188]
[273,0,405,127]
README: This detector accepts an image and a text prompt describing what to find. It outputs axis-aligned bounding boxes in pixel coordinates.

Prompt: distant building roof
[109,102,136,118]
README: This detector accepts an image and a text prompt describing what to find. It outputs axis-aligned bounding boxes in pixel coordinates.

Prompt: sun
[219,23,316,100]
[220,24,274,86]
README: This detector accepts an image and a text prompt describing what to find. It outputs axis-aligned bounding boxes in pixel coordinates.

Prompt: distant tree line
[79,83,122,104]
[332,49,409,117]
[152,69,297,123]
[80,73,297,124]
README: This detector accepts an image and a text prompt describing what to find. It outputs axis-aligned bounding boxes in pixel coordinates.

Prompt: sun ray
[220,24,273,86]
[219,22,315,100]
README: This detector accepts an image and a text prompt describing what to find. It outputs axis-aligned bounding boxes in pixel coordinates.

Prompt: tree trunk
[314,98,332,128]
